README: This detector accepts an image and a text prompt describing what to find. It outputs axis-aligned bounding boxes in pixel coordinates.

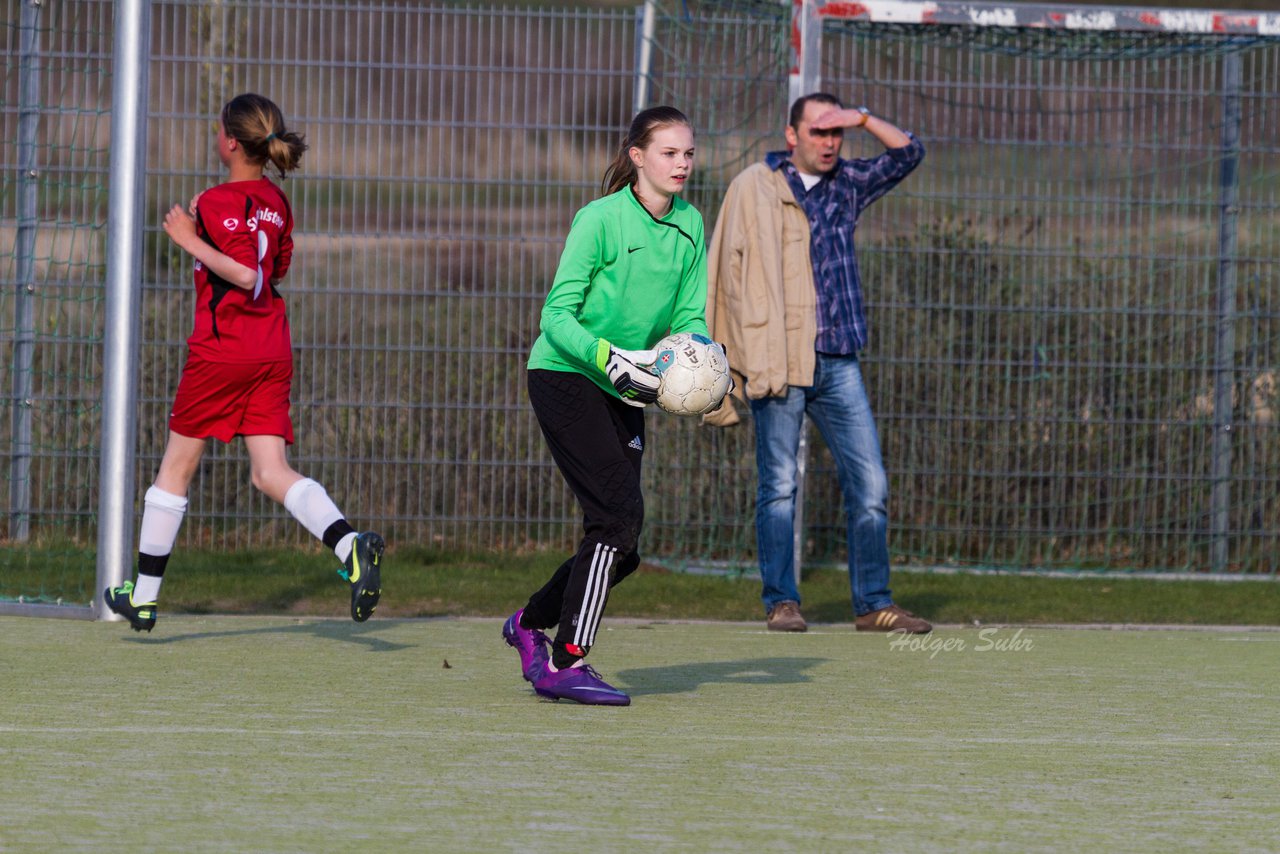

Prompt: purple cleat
[533,661,631,706]
[502,608,551,683]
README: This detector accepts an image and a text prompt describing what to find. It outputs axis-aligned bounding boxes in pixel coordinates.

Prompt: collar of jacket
[765,149,842,177]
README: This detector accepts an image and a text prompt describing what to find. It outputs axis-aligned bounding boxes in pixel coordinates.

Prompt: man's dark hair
[789,92,844,129]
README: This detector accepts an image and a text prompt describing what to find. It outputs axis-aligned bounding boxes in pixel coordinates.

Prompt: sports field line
[443,614,1280,632]
[982,621,1280,632]
[0,723,1258,749]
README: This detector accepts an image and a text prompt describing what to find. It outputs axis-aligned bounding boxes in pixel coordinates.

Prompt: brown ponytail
[220,93,308,179]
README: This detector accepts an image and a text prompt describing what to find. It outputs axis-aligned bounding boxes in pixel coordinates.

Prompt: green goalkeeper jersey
[528,187,710,398]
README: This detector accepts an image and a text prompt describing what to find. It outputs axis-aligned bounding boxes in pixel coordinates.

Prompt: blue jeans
[749,353,893,617]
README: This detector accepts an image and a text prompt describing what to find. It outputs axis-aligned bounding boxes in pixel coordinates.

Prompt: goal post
[92,0,151,621]
[797,0,1280,36]
[790,0,1280,99]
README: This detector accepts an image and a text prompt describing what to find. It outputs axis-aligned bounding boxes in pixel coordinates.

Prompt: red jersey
[187,178,294,363]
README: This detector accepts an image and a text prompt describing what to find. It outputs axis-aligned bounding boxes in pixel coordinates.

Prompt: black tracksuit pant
[523,369,644,668]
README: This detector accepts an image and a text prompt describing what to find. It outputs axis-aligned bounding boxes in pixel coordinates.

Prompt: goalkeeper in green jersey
[503,106,713,706]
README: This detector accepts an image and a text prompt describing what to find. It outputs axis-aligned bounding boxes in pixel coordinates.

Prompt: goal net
[1,1,110,614]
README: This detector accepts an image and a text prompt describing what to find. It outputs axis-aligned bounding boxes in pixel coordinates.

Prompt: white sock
[132,574,162,604]
[283,478,345,542]
[134,486,187,604]
[139,486,187,556]
[334,532,357,563]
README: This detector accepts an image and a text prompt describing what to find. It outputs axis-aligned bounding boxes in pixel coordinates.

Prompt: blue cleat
[502,609,551,683]
[533,661,631,706]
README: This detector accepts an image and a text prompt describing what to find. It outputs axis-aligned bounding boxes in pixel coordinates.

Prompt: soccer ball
[652,332,731,416]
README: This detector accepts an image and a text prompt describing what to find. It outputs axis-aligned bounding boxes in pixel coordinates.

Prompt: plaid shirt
[767,135,924,354]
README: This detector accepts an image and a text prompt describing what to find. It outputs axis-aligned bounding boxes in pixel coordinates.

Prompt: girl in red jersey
[105,93,384,632]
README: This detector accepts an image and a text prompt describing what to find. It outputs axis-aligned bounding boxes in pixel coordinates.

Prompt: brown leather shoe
[766,600,807,632]
[855,604,932,634]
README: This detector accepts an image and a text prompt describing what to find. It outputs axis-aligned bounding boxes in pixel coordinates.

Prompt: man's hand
[813,107,912,148]
[597,341,659,407]
[810,107,870,132]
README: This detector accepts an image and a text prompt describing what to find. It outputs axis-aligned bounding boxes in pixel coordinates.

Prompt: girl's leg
[523,551,641,618]
[245,434,384,621]
[504,550,640,684]
[153,431,208,495]
[524,371,645,669]
[134,431,207,602]
[105,431,206,630]
[244,433,349,549]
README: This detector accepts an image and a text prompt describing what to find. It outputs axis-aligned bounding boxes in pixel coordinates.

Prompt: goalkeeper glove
[596,339,660,407]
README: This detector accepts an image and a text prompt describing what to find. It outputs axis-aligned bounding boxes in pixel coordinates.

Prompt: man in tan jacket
[704,92,931,634]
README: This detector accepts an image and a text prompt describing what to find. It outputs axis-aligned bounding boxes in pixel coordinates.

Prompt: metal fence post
[94,0,151,619]
[11,0,42,543]
[1210,52,1241,575]
[794,419,808,587]
[789,0,824,105]
[634,0,657,113]
[787,0,823,587]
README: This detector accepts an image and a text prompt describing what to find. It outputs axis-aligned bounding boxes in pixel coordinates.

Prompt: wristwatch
[855,106,871,126]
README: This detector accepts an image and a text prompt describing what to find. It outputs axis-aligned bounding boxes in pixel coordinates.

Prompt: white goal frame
[789,0,1280,101]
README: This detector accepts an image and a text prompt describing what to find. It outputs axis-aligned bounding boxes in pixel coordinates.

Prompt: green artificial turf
[3,616,1277,851]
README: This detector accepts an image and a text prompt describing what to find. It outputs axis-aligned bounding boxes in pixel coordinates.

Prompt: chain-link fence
[3,1,1278,610]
